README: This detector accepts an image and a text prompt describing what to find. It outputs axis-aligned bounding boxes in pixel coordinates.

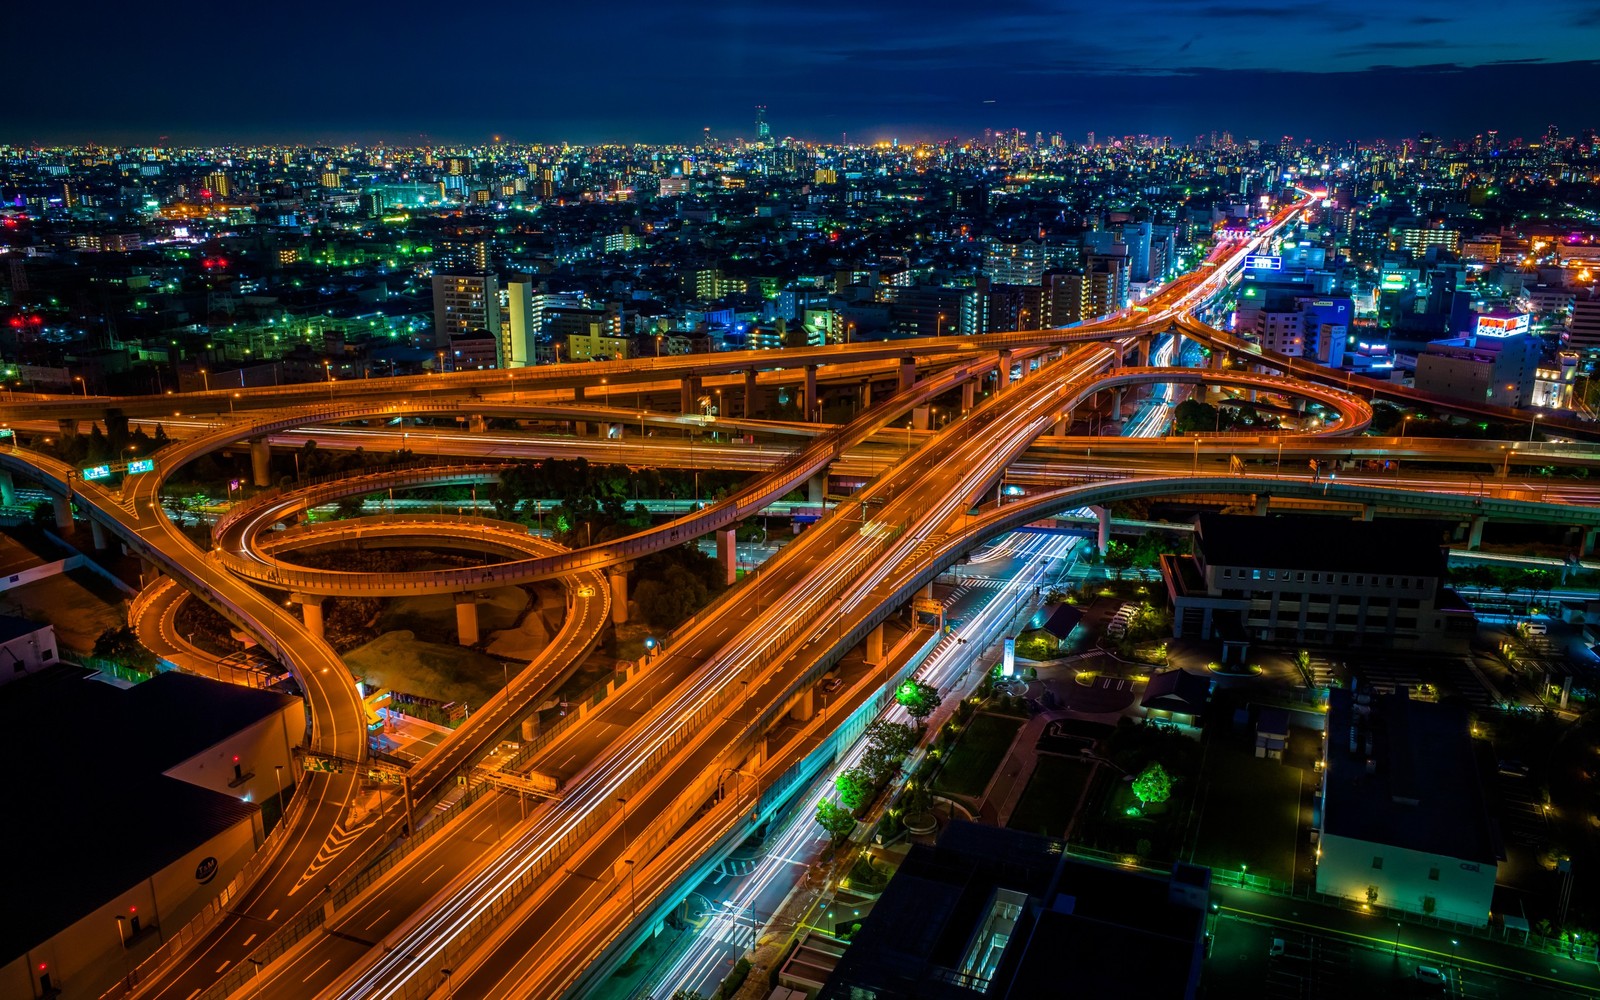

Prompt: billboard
[1244,254,1282,271]
[1475,313,1529,338]
[1002,637,1016,677]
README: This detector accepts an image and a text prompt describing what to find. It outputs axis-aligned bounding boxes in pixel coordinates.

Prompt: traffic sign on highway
[126,458,155,474]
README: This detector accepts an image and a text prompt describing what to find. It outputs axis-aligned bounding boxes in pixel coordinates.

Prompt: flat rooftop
[1195,513,1448,578]
[1322,687,1496,864]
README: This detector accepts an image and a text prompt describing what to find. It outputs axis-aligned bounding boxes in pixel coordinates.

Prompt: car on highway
[1414,965,1448,989]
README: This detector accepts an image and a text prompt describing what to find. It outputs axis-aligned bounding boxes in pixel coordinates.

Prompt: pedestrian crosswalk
[706,919,758,950]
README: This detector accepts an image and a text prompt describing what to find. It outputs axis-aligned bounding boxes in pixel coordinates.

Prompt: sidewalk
[1212,882,1600,995]
[978,710,1063,826]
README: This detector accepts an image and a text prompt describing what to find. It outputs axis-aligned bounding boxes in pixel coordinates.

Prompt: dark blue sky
[10,0,1600,144]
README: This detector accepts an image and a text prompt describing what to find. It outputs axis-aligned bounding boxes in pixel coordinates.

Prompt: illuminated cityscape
[3,5,1600,1000]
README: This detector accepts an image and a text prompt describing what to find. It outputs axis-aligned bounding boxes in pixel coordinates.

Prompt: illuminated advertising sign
[81,464,112,481]
[126,458,155,474]
[1475,313,1529,338]
[1380,273,1407,290]
[1245,255,1282,271]
[1002,637,1016,678]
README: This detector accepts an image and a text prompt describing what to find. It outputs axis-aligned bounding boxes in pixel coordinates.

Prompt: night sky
[10,0,1599,144]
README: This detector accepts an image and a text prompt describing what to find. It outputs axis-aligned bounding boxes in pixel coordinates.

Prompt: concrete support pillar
[1360,504,1377,522]
[250,438,273,488]
[455,593,480,646]
[715,528,737,586]
[1254,494,1270,517]
[573,384,585,402]
[52,493,72,532]
[918,581,934,600]
[1212,349,1228,371]
[1054,415,1069,438]
[997,350,1013,390]
[912,406,930,431]
[0,470,13,506]
[858,380,872,410]
[680,375,702,415]
[1137,336,1152,367]
[57,418,79,440]
[89,518,108,551]
[961,379,976,412]
[608,565,630,625]
[807,473,826,505]
[468,414,488,434]
[575,421,589,437]
[897,356,916,393]
[744,369,759,417]
[789,686,815,723]
[1581,526,1599,558]
[140,558,163,589]
[1467,516,1487,551]
[293,595,325,639]
[803,365,819,422]
[865,623,885,665]
[1113,388,1124,420]
[1091,504,1110,555]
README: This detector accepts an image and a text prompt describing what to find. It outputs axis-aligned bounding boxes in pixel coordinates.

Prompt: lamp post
[199,368,210,392]
[936,312,945,338]
[75,375,88,397]
[1529,413,1542,442]
[273,764,286,817]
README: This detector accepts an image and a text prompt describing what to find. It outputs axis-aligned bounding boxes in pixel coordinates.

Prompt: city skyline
[7,0,1600,144]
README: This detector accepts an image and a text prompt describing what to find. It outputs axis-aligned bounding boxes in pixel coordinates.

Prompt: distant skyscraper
[1085,131,1095,149]
[755,106,770,145]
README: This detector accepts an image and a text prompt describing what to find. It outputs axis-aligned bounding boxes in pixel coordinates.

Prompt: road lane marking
[304,958,331,982]
[241,933,256,947]
[423,862,445,882]
[364,907,391,930]
[215,961,230,973]
[266,908,278,921]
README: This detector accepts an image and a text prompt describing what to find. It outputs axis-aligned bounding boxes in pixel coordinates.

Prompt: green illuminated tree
[836,767,874,812]
[1132,762,1173,807]
[895,679,941,724]
[814,799,856,844]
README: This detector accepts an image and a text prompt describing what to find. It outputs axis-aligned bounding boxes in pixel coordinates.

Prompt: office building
[821,822,1208,1000]
[1413,329,1541,408]
[1569,296,1600,353]
[1160,514,1475,649]
[1317,687,1497,926]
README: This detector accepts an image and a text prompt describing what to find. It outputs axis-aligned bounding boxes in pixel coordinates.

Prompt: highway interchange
[7,193,1600,1000]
